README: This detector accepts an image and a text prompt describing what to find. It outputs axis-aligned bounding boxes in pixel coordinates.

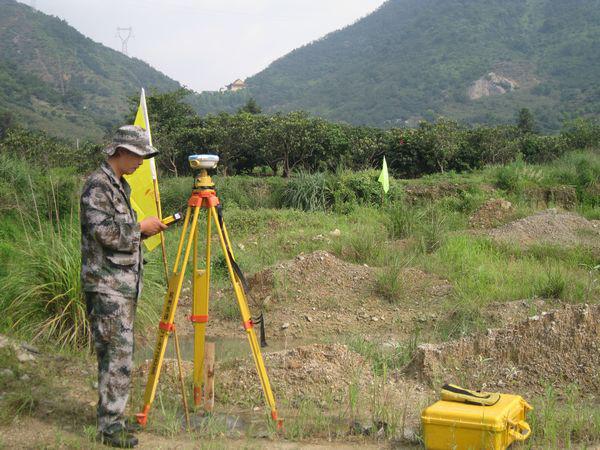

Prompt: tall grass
[0,167,158,350]
[281,171,329,211]
[529,385,600,448]
[386,202,421,239]
[375,254,414,303]
[0,221,90,349]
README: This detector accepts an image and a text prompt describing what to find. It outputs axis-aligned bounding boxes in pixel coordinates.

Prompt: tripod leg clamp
[159,321,175,332]
[243,319,253,330]
[189,315,209,323]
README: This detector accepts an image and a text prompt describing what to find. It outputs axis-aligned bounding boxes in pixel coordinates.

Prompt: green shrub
[561,118,600,150]
[0,154,80,222]
[520,134,567,164]
[347,334,417,376]
[0,219,159,350]
[215,175,285,209]
[159,176,194,215]
[334,224,384,266]
[530,385,600,447]
[495,165,523,194]
[375,255,413,303]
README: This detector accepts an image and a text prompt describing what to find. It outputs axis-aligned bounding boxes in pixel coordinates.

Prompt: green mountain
[192,0,600,132]
[0,0,180,140]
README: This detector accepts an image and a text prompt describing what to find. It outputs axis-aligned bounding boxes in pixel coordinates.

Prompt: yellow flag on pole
[125,89,162,251]
[378,156,390,193]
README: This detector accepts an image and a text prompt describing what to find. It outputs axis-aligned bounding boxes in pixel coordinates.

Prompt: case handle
[508,419,531,441]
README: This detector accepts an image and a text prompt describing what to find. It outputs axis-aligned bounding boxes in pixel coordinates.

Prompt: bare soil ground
[408,303,600,394]
[487,208,600,249]
[166,250,451,344]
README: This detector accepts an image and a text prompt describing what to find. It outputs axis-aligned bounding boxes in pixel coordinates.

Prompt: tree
[414,119,464,174]
[238,98,262,115]
[127,89,200,176]
[517,108,536,134]
[260,112,333,177]
[203,112,264,175]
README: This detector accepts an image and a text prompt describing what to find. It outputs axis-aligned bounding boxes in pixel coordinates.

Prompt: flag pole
[141,88,169,280]
[140,88,190,428]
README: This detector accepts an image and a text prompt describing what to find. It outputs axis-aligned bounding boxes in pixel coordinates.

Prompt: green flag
[378,156,389,193]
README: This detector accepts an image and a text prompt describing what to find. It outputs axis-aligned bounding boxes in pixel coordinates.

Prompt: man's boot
[97,423,138,448]
[124,418,143,434]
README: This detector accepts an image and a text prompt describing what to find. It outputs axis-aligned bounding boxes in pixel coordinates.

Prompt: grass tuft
[535,267,567,299]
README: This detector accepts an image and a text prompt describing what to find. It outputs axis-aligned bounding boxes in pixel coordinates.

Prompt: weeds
[495,164,524,194]
[535,267,567,299]
[0,221,90,349]
[415,204,448,254]
[0,347,53,424]
[347,334,418,376]
[375,254,414,303]
[386,202,421,239]
[283,398,342,440]
[333,224,384,266]
[281,171,329,211]
[529,384,600,448]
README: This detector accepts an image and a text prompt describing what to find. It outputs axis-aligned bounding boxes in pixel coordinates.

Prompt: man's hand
[140,217,167,237]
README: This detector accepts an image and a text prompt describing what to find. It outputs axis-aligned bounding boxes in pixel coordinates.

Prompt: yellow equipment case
[421,387,532,450]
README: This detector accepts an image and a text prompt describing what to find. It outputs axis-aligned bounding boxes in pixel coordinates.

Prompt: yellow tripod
[136,157,281,428]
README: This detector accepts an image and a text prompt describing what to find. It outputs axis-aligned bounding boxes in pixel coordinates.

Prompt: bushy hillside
[0,0,180,140]
[192,0,600,132]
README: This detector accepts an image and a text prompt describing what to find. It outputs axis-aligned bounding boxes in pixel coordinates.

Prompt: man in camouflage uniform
[81,125,166,448]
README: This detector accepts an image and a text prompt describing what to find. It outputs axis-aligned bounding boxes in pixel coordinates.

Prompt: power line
[116,27,134,56]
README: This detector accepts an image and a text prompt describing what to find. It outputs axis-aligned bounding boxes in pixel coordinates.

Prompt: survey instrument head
[189,154,218,188]
[189,154,219,170]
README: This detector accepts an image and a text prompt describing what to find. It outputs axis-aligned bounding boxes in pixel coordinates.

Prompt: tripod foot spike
[136,405,150,426]
[271,410,284,430]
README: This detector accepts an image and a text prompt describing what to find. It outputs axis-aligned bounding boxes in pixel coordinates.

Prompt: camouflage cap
[103,125,159,159]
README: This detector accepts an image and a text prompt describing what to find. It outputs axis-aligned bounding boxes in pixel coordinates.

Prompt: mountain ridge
[192,0,600,132]
[0,0,180,140]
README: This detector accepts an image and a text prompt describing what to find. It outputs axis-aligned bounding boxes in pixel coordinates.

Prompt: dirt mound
[488,209,600,248]
[217,344,373,406]
[245,251,379,337]
[408,303,600,394]
[469,198,514,229]
[248,250,374,307]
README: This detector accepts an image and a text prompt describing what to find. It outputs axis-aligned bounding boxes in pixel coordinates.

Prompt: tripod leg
[209,207,282,427]
[173,327,191,431]
[192,211,211,407]
[136,205,202,426]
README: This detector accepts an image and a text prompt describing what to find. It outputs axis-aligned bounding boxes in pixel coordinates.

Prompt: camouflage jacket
[80,161,143,299]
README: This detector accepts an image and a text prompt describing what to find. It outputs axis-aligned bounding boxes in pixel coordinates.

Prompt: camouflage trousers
[86,291,137,432]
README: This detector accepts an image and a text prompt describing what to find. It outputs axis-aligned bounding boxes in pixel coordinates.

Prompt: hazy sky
[21,0,386,92]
